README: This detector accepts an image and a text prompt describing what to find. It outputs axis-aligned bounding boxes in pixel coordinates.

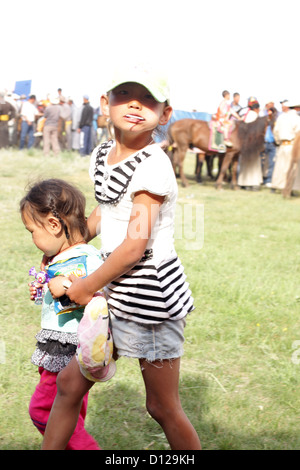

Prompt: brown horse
[168,112,276,188]
[282,132,300,198]
[97,115,114,141]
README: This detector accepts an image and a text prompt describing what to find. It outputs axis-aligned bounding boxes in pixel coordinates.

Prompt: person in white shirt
[41,65,201,451]
[271,101,300,190]
[19,95,40,149]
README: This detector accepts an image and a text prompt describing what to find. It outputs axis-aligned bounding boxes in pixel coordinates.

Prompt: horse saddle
[208,121,226,153]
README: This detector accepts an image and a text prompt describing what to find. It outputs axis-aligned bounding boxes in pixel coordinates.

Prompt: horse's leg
[170,148,178,177]
[206,154,214,179]
[196,154,203,183]
[215,151,234,190]
[195,154,199,175]
[178,146,189,187]
[215,154,224,180]
[231,154,239,189]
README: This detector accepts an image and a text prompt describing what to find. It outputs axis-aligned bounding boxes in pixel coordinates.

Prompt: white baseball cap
[283,100,300,108]
[106,64,170,104]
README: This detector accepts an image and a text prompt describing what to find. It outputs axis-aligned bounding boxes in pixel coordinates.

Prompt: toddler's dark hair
[20,178,88,242]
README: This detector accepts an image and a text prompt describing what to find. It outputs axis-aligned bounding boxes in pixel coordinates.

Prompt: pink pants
[29,367,100,450]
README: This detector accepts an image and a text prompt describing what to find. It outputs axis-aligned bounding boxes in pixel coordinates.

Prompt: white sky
[2,0,299,113]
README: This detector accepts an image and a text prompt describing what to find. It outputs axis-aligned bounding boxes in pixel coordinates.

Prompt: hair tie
[49,200,70,239]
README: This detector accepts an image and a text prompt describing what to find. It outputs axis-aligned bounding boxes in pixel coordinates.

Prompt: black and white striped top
[89,141,194,324]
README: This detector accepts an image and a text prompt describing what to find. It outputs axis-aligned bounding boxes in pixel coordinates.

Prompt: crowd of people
[215,91,300,193]
[1,87,300,194]
[0,88,109,157]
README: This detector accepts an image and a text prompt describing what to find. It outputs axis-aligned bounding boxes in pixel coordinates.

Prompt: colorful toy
[29,267,50,305]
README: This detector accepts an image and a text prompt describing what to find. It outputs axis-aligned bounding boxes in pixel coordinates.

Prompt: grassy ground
[0,148,300,450]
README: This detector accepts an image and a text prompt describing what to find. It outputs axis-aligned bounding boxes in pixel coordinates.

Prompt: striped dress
[89,140,194,324]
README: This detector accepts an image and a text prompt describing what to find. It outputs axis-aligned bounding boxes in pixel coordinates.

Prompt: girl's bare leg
[42,356,94,450]
[139,357,201,450]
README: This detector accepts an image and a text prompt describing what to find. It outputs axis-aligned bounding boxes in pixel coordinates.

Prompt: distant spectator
[272,100,300,191]
[262,100,277,187]
[77,95,93,156]
[0,91,16,148]
[69,98,81,151]
[19,95,40,149]
[58,96,72,150]
[57,88,66,102]
[43,95,61,157]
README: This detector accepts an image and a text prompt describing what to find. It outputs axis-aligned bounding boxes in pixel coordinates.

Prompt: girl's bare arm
[66,191,164,305]
[86,205,101,242]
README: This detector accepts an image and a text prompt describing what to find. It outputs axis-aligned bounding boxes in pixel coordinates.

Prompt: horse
[195,152,216,183]
[282,132,300,198]
[97,115,114,141]
[168,111,277,189]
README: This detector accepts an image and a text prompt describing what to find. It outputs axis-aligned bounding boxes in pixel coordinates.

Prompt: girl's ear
[47,216,62,235]
[159,105,173,126]
[100,94,110,117]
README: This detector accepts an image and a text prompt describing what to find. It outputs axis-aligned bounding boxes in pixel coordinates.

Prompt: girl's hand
[28,255,51,301]
[28,282,42,301]
[48,276,69,299]
[65,275,94,306]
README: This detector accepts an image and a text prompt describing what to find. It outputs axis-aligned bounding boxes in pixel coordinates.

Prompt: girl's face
[101,82,172,137]
[22,210,69,258]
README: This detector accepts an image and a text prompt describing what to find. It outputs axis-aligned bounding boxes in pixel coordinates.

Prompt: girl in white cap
[42,65,201,450]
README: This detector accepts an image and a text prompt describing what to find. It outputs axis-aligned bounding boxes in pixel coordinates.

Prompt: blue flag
[14,80,32,97]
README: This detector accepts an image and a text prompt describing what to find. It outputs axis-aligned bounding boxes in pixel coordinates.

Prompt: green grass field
[0,148,300,450]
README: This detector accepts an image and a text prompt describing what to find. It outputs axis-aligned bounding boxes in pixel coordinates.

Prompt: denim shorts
[110,313,186,362]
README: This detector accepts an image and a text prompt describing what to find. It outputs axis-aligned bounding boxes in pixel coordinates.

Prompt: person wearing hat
[241,96,260,123]
[43,94,61,157]
[0,91,16,148]
[271,100,300,191]
[77,95,94,156]
[41,63,201,451]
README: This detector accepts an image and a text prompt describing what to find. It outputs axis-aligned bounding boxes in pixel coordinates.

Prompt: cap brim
[107,79,168,103]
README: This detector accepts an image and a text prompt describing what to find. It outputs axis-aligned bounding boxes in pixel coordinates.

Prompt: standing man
[0,91,16,148]
[78,95,93,156]
[271,100,300,191]
[58,96,72,151]
[43,95,61,157]
[19,95,40,149]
